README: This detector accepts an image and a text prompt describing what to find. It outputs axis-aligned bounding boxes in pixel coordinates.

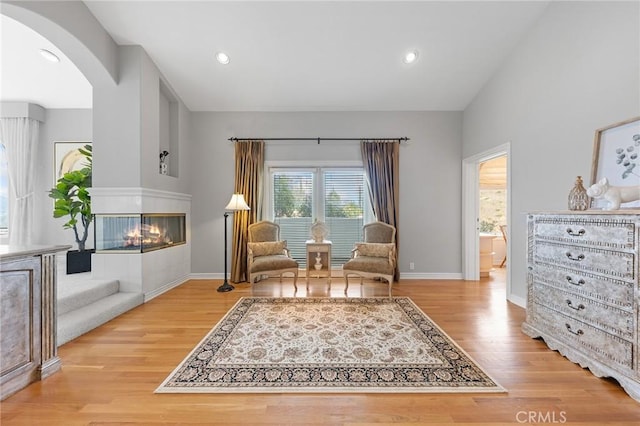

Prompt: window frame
[265,160,374,267]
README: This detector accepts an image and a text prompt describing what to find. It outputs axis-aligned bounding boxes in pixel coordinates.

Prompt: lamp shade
[225,193,250,211]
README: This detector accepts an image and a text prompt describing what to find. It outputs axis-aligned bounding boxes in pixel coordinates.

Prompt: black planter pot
[66,249,94,274]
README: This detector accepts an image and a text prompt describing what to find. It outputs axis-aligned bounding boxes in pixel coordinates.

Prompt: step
[57,291,144,346]
[57,276,120,316]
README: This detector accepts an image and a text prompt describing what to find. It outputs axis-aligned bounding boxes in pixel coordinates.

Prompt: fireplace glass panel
[95,214,186,253]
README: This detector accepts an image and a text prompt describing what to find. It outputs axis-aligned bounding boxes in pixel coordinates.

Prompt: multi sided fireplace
[95,214,186,253]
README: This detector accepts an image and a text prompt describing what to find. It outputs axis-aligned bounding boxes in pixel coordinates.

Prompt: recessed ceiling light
[216,52,230,65]
[403,50,419,64]
[40,48,60,63]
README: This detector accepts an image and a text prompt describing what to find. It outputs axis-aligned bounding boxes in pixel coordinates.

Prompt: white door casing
[462,143,511,296]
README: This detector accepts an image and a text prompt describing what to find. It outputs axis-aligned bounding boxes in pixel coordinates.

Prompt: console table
[0,244,70,400]
[305,240,331,289]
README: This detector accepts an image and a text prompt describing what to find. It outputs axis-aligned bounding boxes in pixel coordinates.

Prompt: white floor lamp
[217,193,250,292]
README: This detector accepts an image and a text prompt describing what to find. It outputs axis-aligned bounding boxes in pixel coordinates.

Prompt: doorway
[479,155,507,278]
[462,144,511,294]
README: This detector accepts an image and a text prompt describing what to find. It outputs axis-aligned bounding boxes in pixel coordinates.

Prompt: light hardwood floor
[2,273,640,425]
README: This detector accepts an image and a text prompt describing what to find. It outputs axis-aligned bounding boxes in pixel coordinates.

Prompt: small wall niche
[159,79,179,177]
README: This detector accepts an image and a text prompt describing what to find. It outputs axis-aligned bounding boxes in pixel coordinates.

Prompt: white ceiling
[1,1,551,111]
[0,13,92,109]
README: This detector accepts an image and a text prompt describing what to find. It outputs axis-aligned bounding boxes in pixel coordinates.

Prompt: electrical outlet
[409,262,415,270]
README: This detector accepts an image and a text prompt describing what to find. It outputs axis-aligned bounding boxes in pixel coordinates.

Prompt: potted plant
[48,144,93,274]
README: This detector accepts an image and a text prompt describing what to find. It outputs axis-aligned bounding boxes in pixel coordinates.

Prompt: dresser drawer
[307,244,330,253]
[534,241,635,281]
[533,216,636,250]
[532,264,633,310]
[530,303,634,373]
[532,282,634,340]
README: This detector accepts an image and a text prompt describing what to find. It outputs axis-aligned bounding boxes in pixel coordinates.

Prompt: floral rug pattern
[156,297,504,393]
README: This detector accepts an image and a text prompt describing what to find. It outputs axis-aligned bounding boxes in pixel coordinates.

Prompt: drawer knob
[566,276,585,286]
[566,299,585,311]
[566,227,586,237]
[565,252,585,261]
[565,323,584,336]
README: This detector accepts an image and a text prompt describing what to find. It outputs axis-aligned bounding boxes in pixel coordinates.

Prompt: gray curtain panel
[361,140,400,280]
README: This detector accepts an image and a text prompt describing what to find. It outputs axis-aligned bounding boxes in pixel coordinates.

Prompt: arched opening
[1,12,93,250]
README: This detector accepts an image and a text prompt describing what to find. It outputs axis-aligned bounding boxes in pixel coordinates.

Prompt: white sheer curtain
[0,118,39,246]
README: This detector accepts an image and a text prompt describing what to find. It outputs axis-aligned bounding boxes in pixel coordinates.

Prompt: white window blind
[271,167,371,266]
[272,171,314,265]
[323,170,366,263]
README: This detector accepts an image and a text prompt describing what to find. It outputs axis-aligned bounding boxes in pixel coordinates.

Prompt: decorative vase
[314,253,323,270]
[568,176,589,211]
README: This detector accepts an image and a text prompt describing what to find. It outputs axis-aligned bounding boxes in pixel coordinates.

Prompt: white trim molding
[462,142,512,295]
[190,273,226,280]
[508,294,526,308]
[400,272,463,280]
[190,272,463,281]
[90,187,192,214]
[0,102,46,121]
[144,275,189,302]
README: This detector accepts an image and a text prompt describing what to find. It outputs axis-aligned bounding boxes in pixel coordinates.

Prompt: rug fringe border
[155,387,506,394]
[155,297,249,392]
[399,297,507,393]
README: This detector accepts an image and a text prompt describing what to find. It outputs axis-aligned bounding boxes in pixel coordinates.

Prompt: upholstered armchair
[363,221,396,243]
[247,221,299,289]
[343,222,397,297]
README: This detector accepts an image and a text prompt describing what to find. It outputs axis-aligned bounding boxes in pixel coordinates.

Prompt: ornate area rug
[156,297,505,393]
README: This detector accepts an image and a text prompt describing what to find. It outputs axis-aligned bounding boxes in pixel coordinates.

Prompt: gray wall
[92,45,192,194]
[139,48,191,192]
[190,111,463,276]
[35,109,92,249]
[463,1,640,301]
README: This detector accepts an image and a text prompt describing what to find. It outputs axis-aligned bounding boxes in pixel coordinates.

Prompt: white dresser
[522,212,640,402]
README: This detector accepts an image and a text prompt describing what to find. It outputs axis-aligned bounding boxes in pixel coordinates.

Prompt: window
[0,144,8,237]
[269,167,372,267]
[479,188,506,234]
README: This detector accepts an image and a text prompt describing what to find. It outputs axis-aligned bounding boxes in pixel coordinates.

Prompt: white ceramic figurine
[586,177,640,210]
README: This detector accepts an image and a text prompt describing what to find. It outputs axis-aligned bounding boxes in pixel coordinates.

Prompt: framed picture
[590,117,640,209]
[53,141,91,184]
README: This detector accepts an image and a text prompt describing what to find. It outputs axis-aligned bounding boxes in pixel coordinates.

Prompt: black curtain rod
[228,137,409,144]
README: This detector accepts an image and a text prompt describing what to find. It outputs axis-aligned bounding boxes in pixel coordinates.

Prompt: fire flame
[123,223,172,247]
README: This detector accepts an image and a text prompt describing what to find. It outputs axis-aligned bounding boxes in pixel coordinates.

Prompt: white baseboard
[399,272,463,280]
[144,275,190,302]
[189,270,462,280]
[189,273,225,280]
[508,293,526,308]
[191,272,464,281]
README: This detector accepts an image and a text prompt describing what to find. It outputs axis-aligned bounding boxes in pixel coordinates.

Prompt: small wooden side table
[305,240,331,289]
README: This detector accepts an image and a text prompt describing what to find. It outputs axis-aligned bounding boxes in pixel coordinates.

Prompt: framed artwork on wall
[53,141,91,185]
[590,117,640,209]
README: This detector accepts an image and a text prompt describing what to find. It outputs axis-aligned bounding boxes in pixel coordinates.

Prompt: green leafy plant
[48,144,92,251]
[479,219,497,233]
